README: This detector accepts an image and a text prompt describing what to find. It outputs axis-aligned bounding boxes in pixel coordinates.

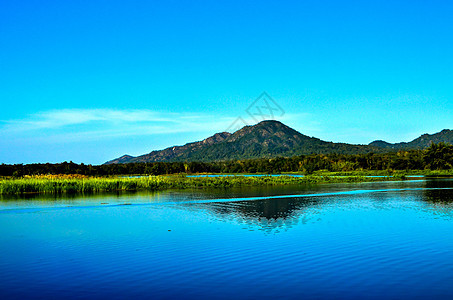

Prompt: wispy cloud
[0,108,324,163]
[0,108,322,146]
[3,109,189,131]
[0,109,238,142]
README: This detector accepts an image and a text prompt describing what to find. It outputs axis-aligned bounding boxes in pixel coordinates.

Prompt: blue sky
[1,0,452,164]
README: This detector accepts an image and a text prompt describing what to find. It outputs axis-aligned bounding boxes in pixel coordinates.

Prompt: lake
[1,179,453,299]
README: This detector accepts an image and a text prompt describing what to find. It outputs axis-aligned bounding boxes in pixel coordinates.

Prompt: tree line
[1,143,452,177]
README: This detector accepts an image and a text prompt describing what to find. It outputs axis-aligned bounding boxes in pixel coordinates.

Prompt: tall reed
[0,175,401,195]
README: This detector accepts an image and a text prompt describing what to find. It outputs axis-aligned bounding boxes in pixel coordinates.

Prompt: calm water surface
[1,179,453,299]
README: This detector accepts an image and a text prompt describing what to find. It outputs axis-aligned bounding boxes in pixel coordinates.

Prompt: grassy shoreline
[0,173,423,195]
[309,169,453,177]
[178,169,453,177]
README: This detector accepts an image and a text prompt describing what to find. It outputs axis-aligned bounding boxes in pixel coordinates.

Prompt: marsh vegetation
[0,174,405,195]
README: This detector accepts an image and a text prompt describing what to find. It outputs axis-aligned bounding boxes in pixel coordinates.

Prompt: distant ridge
[368,129,453,150]
[105,121,453,164]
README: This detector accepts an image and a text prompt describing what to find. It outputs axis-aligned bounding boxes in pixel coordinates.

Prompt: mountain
[369,129,453,150]
[174,120,381,161]
[105,121,452,164]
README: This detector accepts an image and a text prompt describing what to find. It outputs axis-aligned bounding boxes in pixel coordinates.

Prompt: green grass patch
[0,174,411,195]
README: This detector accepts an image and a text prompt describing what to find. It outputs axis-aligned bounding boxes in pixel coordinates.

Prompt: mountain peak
[256,119,285,126]
[253,120,290,130]
[226,119,305,142]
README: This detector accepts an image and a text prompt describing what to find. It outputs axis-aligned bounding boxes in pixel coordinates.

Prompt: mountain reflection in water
[178,179,453,233]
